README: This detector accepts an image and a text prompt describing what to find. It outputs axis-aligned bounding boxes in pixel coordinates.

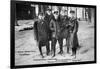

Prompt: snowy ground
[15,20,95,66]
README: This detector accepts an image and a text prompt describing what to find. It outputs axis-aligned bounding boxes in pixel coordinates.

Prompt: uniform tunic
[34,19,49,45]
[49,15,61,39]
[59,15,70,38]
[68,18,79,48]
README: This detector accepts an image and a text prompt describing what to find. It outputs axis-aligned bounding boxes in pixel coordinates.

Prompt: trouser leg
[51,38,57,57]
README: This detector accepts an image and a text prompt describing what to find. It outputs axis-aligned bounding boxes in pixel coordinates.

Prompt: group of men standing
[34,7,79,58]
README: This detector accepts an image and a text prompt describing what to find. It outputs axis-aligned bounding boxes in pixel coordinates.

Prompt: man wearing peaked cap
[70,10,75,13]
[70,10,76,19]
[68,10,79,57]
[38,12,44,20]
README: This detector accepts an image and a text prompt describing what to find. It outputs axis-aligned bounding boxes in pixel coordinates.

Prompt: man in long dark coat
[34,12,50,57]
[68,10,79,57]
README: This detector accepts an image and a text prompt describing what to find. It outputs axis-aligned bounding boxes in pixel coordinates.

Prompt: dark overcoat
[49,15,61,39]
[34,19,49,45]
[68,18,79,48]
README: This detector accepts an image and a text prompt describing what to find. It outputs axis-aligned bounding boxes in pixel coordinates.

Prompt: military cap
[46,8,51,11]
[70,10,75,13]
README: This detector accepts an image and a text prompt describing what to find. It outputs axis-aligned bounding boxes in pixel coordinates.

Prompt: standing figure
[68,10,79,58]
[49,10,62,57]
[60,9,71,54]
[34,12,50,58]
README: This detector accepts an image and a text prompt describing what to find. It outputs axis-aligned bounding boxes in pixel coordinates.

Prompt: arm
[49,20,56,31]
[73,20,79,34]
[33,21,38,41]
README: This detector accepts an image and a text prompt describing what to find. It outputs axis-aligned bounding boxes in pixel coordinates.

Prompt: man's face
[60,10,64,16]
[53,11,59,19]
[46,10,51,15]
[60,10,68,16]
[64,11,68,15]
[38,15,44,20]
[70,13,75,18]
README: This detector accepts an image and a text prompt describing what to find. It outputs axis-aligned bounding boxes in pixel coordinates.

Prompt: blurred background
[15,2,95,27]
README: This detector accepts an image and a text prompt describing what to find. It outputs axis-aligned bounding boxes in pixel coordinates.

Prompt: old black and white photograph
[11,0,96,68]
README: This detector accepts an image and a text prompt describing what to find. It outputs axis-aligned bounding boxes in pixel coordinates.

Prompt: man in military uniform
[68,10,79,57]
[59,8,70,54]
[49,10,62,57]
[34,12,50,57]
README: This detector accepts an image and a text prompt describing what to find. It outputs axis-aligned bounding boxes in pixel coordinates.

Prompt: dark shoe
[58,51,63,55]
[41,55,44,58]
[71,52,75,56]
[67,51,70,54]
[52,54,55,58]
[46,51,50,56]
